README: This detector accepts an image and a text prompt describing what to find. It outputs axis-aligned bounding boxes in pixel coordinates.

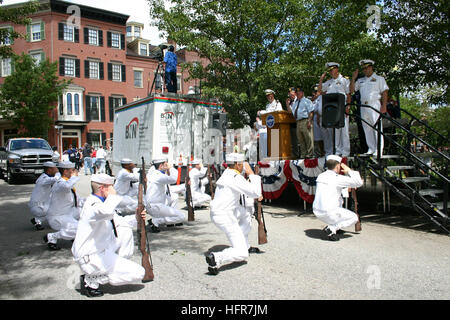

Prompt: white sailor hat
[57,161,75,169]
[326,155,342,163]
[91,173,115,185]
[43,161,57,168]
[226,153,246,163]
[264,89,275,95]
[152,158,168,165]
[120,158,134,165]
[325,62,339,71]
[191,159,201,165]
[359,59,374,68]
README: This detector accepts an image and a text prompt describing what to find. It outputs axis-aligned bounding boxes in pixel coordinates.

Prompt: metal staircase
[348,103,449,235]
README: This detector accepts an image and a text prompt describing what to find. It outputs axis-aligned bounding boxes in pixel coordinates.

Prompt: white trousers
[116,195,138,215]
[334,116,350,156]
[236,206,253,250]
[30,204,47,224]
[321,127,334,157]
[47,214,79,243]
[313,207,358,234]
[210,210,249,268]
[113,215,138,259]
[146,203,185,227]
[361,108,383,155]
[192,191,211,208]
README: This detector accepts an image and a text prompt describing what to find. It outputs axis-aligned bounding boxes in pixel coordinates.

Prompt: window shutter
[84,60,89,78]
[100,96,105,122]
[74,28,79,43]
[86,133,92,146]
[85,95,91,122]
[26,24,31,42]
[120,34,125,50]
[122,97,127,106]
[107,31,111,47]
[59,95,64,116]
[109,97,114,122]
[40,21,45,40]
[99,62,104,80]
[101,133,106,147]
[98,30,103,46]
[107,63,112,80]
[59,57,65,76]
[58,23,64,40]
[84,28,89,44]
[40,52,45,62]
[75,59,80,78]
[121,65,126,82]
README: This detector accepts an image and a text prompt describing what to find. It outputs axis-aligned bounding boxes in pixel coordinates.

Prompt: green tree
[0,0,39,58]
[0,53,70,138]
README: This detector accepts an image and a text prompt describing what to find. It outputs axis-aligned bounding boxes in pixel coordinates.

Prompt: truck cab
[0,138,56,184]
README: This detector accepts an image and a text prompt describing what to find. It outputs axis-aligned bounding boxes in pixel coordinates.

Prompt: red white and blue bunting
[259,158,347,203]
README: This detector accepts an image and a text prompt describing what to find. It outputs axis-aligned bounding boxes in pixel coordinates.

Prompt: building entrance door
[62,137,79,152]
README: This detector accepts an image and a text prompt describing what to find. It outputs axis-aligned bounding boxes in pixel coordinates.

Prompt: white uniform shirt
[210,168,261,214]
[114,168,140,197]
[145,167,179,205]
[47,176,81,217]
[96,148,107,159]
[354,73,389,110]
[28,172,61,211]
[322,74,350,96]
[258,100,283,134]
[313,169,363,213]
[189,167,208,194]
[72,194,123,259]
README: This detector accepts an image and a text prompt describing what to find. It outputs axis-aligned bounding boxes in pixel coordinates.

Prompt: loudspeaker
[209,112,227,136]
[322,93,346,128]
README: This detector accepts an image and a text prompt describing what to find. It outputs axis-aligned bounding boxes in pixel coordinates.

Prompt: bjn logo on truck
[125,117,139,139]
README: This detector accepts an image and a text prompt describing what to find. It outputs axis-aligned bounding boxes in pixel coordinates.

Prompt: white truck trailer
[112,94,226,175]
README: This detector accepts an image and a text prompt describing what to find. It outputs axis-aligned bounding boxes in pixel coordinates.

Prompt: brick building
[0,0,207,154]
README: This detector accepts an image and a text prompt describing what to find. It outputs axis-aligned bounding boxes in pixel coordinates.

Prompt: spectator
[95,145,107,174]
[82,143,93,175]
[91,148,97,174]
[52,146,60,162]
[75,148,82,171]
[164,45,178,93]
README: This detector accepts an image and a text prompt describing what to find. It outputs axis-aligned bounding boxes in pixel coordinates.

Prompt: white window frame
[30,52,43,66]
[31,22,42,42]
[111,63,121,82]
[134,26,141,38]
[134,70,143,88]
[140,43,148,56]
[111,32,120,48]
[89,60,100,79]
[126,26,132,37]
[90,96,101,121]
[177,74,182,92]
[88,28,98,46]
[63,24,74,42]
[1,57,12,77]
[0,27,11,46]
[64,58,75,77]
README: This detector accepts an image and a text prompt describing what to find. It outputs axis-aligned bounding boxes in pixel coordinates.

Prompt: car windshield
[10,139,51,151]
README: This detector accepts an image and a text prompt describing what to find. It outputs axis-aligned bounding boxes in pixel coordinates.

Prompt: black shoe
[205,253,216,267]
[34,223,44,231]
[323,226,333,236]
[166,224,175,227]
[336,229,345,235]
[80,275,104,298]
[43,235,61,251]
[208,266,219,275]
[328,234,340,241]
[31,218,36,225]
[175,223,183,227]
[248,247,261,254]
[147,219,161,233]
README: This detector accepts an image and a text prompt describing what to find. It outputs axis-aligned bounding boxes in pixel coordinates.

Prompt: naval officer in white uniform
[189,159,211,208]
[114,158,140,214]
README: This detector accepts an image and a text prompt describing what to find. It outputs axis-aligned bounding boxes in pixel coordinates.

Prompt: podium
[261,110,296,160]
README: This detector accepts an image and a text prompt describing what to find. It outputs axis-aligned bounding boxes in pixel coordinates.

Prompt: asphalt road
[0,172,449,301]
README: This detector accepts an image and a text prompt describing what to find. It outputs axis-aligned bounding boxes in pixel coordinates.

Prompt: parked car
[0,138,55,184]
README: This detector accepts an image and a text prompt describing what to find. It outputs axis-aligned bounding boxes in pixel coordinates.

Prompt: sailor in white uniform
[313,155,363,241]
[257,89,283,160]
[189,159,211,208]
[319,62,351,157]
[72,174,145,297]
[144,159,186,232]
[114,158,140,214]
[44,161,83,250]
[29,162,61,230]
[350,59,389,156]
[206,153,262,275]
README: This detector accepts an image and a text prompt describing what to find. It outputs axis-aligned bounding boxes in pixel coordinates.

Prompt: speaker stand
[332,128,336,155]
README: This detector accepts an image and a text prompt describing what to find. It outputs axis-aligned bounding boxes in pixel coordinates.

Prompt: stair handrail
[399,107,449,144]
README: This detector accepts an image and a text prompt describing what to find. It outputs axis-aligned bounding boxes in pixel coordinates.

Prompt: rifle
[253,164,268,245]
[352,188,362,232]
[207,165,215,200]
[185,158,195,221]
[137,157,154,282]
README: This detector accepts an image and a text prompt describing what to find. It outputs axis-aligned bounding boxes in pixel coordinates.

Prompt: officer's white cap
[226,153,245,163]
[191,159,201,165]
[91,173,115,185]
[326,155,342,163]
[120,158,134,164]
[57,161,75,169]
[359,59,375,67]
[43,161,57,168]
[265,89,275,95]
[326,62,339,70]
[152,158,167,165]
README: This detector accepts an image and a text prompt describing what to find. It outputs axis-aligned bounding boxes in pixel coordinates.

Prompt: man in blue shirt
[163,45,177,93]
[287,86,315,158]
